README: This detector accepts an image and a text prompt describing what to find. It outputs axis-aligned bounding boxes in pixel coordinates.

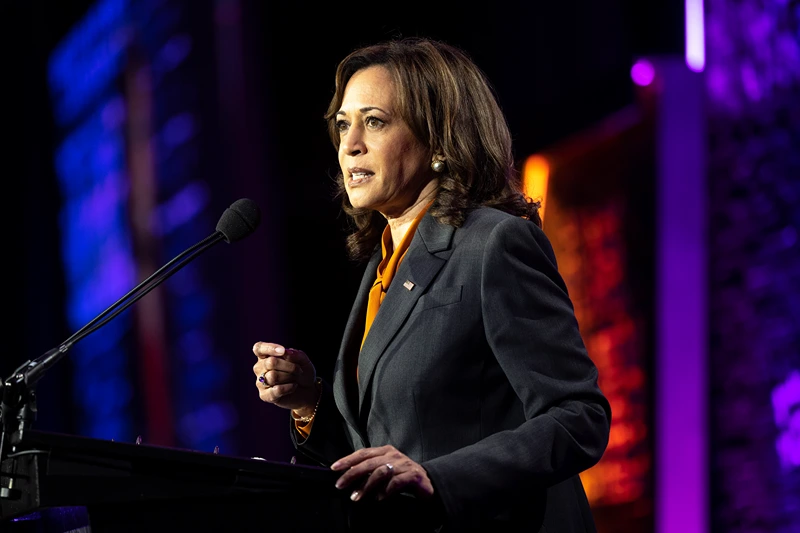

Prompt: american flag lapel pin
[403,280,415,290]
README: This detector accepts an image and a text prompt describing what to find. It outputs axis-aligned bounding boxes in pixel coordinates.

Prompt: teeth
[352,173,368,179]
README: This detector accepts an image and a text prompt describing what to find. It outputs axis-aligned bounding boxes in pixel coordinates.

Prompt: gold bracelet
[292,378,322,424]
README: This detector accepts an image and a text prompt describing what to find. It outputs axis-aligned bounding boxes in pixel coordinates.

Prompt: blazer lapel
[333,250,380,443]
[356,214,455,414]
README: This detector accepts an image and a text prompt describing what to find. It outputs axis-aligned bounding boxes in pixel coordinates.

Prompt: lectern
[0,429,350,532]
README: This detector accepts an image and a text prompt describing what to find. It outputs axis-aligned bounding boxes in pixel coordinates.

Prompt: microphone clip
[1,364,39,461]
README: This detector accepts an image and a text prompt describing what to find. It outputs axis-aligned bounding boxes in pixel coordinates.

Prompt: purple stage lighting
[631,59,656,86]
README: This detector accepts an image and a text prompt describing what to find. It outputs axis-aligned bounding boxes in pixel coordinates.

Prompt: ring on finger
[258,371,270,387]
[385,463,394,475]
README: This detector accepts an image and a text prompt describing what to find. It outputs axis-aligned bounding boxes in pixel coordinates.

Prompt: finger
[258,367,300,388]
[255,374,275,390]
[253,346,313,384]
[331,445,393,471]
[256,360,300,386]
[282,348,315,376]
[354,463,395,501]
[259,382,298,403]
[334,455,397,490]
[253,342,286,358]
[254,356,302,378]
[384,468,434,500]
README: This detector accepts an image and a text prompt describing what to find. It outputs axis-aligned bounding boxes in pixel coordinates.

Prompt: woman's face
[336,65,436,218]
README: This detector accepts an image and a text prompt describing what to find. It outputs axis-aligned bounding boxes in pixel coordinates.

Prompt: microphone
[217,197,261,243]
[1,199,260,445]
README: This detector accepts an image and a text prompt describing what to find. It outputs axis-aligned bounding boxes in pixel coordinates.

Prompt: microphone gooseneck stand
[0,196,261,501]
[0,231,225,500]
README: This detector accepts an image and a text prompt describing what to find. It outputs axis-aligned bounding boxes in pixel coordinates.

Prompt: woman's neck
[385,185,437,250]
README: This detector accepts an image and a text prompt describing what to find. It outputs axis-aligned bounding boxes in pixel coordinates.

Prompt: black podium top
[1,429,348,532]
[1,430,443,533]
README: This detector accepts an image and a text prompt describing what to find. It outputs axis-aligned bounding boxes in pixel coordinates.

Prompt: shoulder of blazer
[458,206,543,240]
[464,206,516,226]
[456,208,556,265]
[417,207,544,253]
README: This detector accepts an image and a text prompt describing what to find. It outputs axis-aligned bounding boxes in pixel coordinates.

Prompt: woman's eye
[335,120,349,133]
[365,116,384,129]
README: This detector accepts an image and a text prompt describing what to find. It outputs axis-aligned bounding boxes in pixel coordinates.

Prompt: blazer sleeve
[421,215,612,524]
[289,379,354,467]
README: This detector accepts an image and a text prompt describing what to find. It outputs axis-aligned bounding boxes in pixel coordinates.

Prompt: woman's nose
[341,126,365,156]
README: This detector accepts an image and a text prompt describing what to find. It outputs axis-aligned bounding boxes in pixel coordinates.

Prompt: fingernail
[335,479,343,489]
[275,346,285,355]
[350,490,360,501]
[331,461,342,470]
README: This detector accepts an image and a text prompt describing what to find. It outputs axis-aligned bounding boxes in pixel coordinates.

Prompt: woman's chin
[346,194,372,211]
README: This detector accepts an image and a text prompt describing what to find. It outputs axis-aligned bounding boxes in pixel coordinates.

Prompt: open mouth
[349,172,373,185]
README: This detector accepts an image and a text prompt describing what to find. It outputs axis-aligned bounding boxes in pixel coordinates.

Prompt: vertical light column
[523,155,549,223]
[655,56,708,533]
[47,0,137,442]
[685,0,706,73]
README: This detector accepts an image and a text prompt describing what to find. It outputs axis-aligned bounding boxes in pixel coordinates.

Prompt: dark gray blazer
[292,207,612,532]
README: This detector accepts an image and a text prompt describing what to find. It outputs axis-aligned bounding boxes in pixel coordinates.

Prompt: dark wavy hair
[326,37,541,262]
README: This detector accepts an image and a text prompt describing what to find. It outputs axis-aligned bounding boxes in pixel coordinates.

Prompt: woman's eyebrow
[336,106,388,117]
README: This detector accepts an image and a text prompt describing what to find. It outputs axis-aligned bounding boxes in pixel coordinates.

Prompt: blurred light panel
[772,370,800,470]
[686,0,706,72]
[46,0,233,452]
[48,0,136,441]
[631,59,655,86]
[522,155,549,222]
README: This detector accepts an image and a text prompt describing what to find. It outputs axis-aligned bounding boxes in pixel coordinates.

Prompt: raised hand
[252,342,317,413]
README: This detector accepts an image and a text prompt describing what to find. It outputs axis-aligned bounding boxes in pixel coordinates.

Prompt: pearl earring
[431,159,446,173]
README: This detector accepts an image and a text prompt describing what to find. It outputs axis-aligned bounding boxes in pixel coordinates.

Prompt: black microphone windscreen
[216,198,261,243]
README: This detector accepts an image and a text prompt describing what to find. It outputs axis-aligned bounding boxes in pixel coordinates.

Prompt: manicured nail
[275,346,285,355]
[350,490,360,501]
[331,461,342,470]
